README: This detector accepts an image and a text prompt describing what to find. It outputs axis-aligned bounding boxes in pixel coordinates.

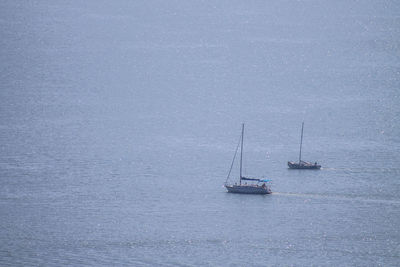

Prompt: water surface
[1,0,399,266]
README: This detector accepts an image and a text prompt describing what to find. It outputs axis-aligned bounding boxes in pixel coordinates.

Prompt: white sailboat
[224,124,272,194]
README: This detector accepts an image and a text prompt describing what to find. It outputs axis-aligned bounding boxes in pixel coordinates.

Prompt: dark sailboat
[224,124,272,194]
[288,122,321,169]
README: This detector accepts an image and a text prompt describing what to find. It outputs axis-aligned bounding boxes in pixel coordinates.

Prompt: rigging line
[225,133,242,184]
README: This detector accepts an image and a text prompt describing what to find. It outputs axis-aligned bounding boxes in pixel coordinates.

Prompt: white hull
[225,184,271,194]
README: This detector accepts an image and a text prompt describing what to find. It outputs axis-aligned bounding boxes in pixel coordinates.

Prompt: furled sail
[241,177,271,182]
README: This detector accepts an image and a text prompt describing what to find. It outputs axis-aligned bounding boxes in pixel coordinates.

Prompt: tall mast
[299,122,304,163]
[239,123,244,185]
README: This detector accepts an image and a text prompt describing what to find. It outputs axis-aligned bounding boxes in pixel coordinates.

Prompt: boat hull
[288,161,321,169]
[225,184,272,194]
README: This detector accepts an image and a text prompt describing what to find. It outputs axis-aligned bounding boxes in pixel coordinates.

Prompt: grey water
[1,0,399,266]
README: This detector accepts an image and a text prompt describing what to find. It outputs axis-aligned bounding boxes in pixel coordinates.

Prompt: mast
[299,122,304,163]
[239,123,244,185]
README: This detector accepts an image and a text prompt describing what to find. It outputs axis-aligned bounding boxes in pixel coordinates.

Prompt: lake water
[1,0,399,266]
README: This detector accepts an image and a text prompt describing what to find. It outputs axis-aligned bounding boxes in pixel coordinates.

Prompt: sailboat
[288,122,321,169]
[224,124,272,194]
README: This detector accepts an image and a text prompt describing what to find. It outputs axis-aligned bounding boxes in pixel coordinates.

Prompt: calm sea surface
[1,1,399,266]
